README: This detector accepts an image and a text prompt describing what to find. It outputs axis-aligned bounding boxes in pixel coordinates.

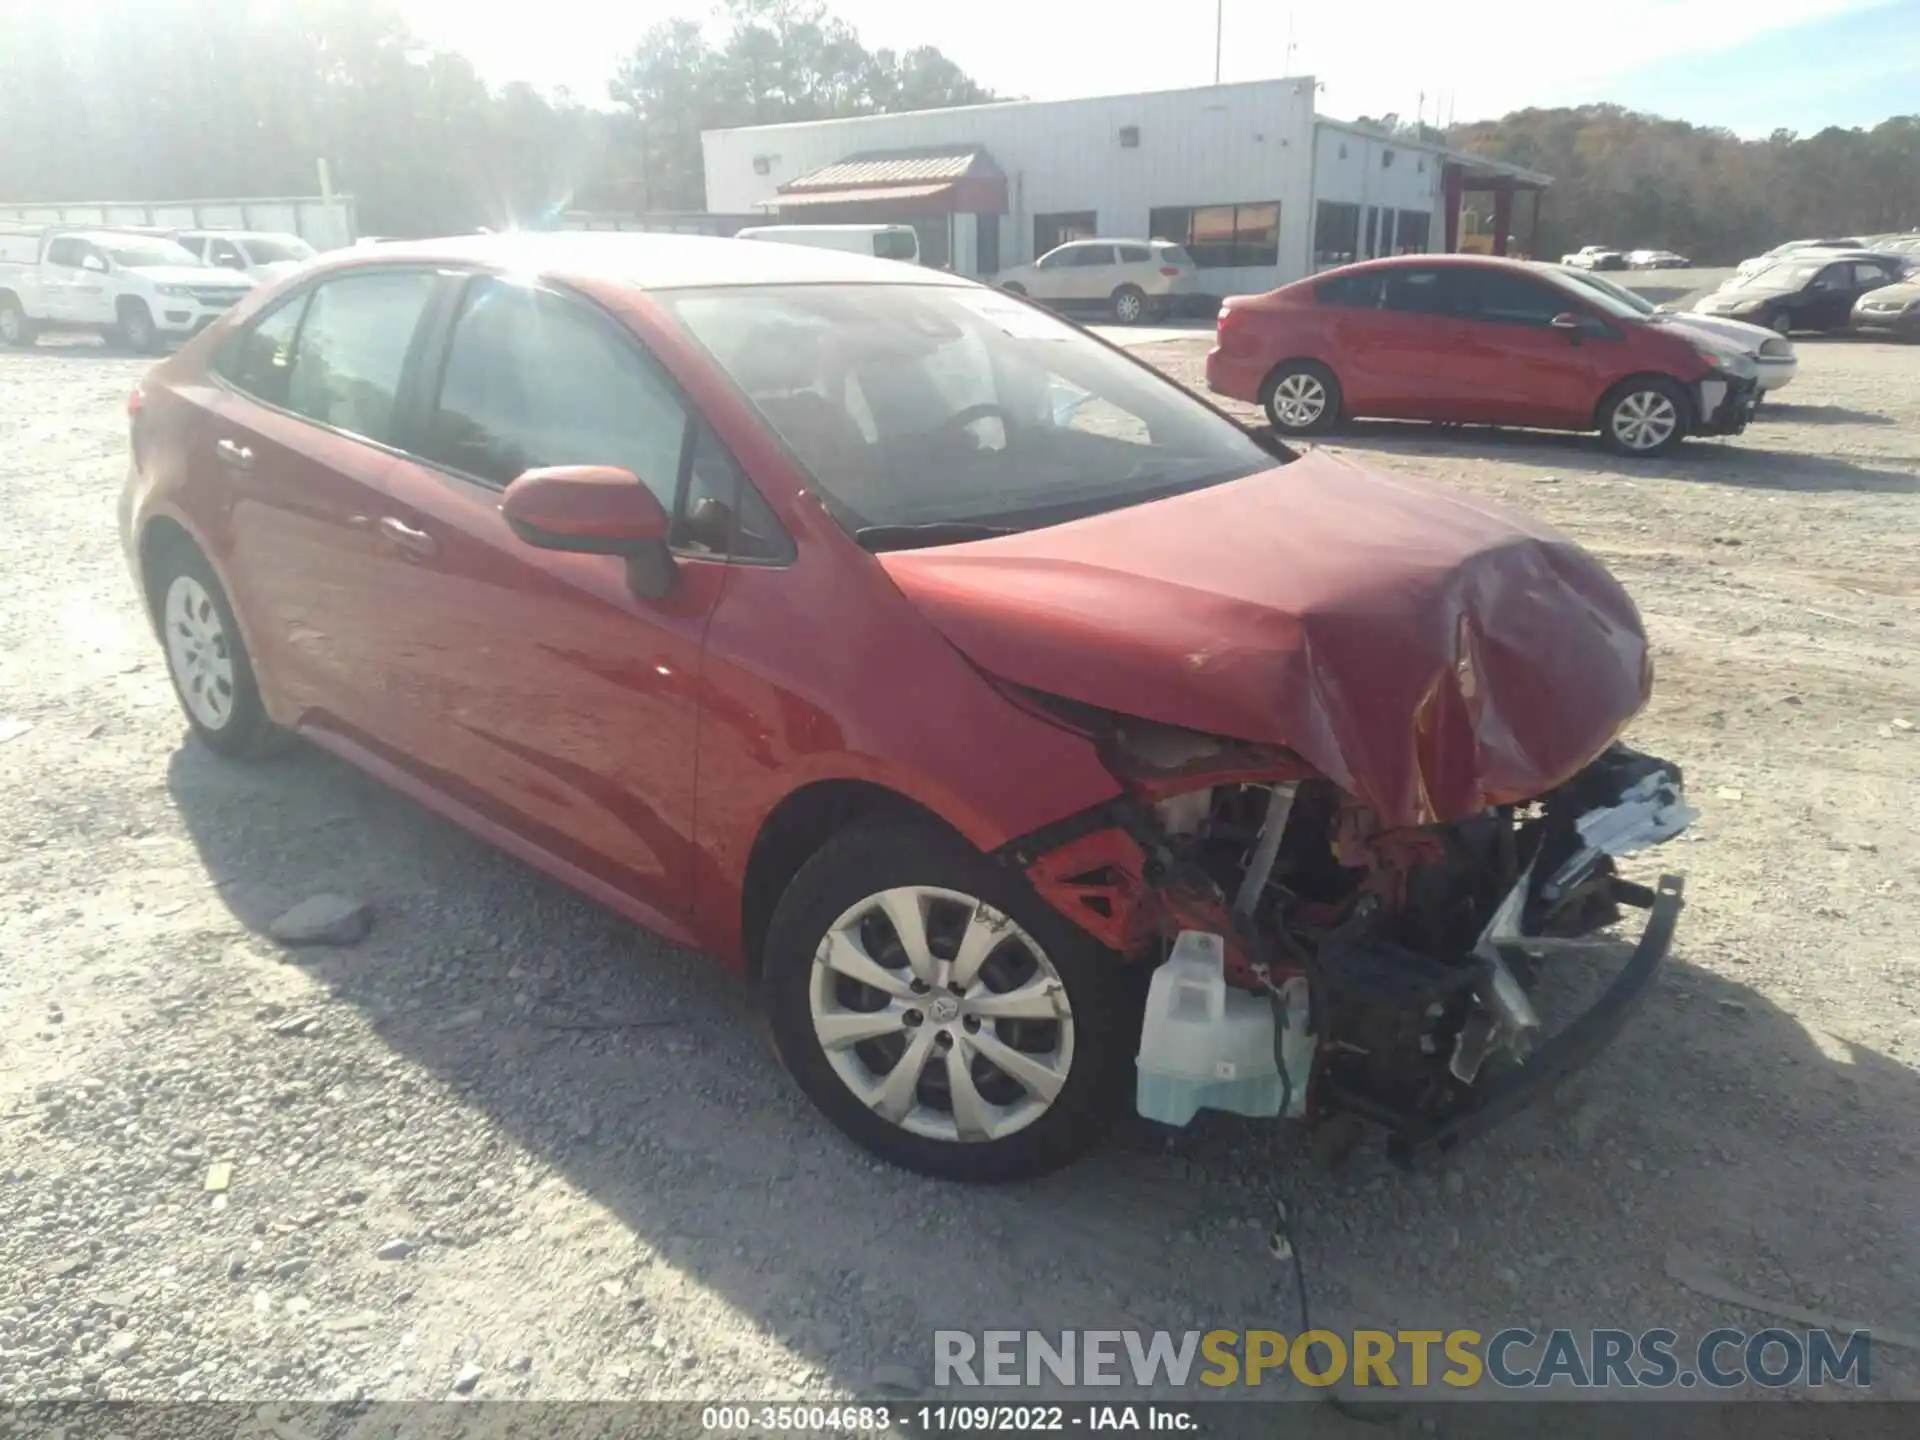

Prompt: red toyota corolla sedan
[1207,254,1759,456]
[122,234,1694,1182]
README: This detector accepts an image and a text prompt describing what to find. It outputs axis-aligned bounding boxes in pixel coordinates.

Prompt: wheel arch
[136,514,202,627]
[739,778,971,984]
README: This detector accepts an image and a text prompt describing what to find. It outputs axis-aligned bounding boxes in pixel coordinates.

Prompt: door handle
[214,438,253,471]
[377,515,439,559]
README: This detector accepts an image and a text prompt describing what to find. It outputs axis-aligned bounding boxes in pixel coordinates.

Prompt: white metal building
[702,77,1550,293]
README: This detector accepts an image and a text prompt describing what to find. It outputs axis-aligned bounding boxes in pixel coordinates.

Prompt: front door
[41,236,110,324]
[1435,266,1614,428]
[366,275,735,912]
[1062,244,1118,304]
[211,267,440,744]
[1802,262,1857,329]
[1025,244,1078,302]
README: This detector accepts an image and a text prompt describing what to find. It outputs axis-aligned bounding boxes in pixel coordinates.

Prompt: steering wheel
[936,402,1014,443]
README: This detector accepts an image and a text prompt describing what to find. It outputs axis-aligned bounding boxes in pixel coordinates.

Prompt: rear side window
[1316,272,1382,307]
[424,277,687,503]
[873,230,918,261]
[1381,268,1448,314]
[216,295,309,408]
[1156,245,1195,267]
[284,270,436,444]
[1117,245,1151,263]
[1073,246,1118,266]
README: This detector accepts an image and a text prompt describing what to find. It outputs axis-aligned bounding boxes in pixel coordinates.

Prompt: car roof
[312,231,971,291]
[178,229,302,240]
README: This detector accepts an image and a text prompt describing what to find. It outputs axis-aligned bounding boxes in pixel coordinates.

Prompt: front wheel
[764,822,1137,1182]
[1599,376,1691,457]
[116,300,162,354]
[1767,310,1794,336]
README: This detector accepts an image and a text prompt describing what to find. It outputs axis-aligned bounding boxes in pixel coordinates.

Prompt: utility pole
[1214,0,1223,84]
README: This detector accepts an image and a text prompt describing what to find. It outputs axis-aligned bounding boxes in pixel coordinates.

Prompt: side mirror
[82,254,108,274]
[500,465,676,598]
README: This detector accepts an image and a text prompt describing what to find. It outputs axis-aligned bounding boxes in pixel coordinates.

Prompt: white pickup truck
[0,228,257,352]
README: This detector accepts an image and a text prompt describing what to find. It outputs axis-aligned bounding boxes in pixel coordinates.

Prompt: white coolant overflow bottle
[1135,930,1286,1125]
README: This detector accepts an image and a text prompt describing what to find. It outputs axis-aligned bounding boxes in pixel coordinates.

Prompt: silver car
[995,239,1197,323]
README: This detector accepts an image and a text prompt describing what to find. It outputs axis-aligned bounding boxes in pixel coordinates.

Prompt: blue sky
[363,0,1906,134]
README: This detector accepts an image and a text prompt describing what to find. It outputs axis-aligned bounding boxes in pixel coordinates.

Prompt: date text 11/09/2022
[700,1407,1195,1432]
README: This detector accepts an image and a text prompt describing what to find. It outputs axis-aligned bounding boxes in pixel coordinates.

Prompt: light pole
[1215,0,1223,84]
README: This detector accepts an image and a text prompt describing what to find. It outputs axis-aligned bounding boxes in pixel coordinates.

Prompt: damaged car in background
[121,234,1695,1185]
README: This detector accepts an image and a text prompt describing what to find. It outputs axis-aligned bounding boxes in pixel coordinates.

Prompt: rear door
[363,274,750,913]
[1436,266,1616,428]
[207,267,440,742]
[1310,266,1452,418]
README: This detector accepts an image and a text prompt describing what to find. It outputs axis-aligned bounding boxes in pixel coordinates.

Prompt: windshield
[98,237,205,269]
[1743,260,1825,288]
[660,284,1274,539]
[244,236,315,263]
[1555,266,1654,315]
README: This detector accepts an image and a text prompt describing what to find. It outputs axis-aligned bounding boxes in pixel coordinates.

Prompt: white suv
[996,239,1197,323]
[172,230,318,281]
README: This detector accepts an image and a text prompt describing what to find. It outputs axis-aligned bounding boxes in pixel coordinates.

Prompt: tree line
[3,1,1915,262]
[0,0,994,236]
[1450,106,1920,263]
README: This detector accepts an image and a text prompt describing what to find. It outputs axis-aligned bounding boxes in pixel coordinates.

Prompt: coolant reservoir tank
[1135,931,1287,1126]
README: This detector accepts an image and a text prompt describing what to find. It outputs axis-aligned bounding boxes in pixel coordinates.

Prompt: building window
[1313,200,1360,266]
[752,155,772,176]
[1119,125,1140,148]
[1034,211,1097,258]
[1394,210,1431,254]
[1147,201,1279,268]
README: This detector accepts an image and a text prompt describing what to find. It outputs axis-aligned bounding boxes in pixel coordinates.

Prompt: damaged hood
[878,452,1652,828]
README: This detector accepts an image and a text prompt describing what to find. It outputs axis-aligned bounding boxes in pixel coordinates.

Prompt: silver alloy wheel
[1610,389,1679,452]
[1114,289,1144,322]
[1270,372,1328,429]
[163,574,237,730]
[809,885,1074,1143]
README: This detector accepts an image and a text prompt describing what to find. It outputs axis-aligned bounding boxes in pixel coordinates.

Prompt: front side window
[1071,245,1118,267]
[425,277,687,504]
[1447,268,1566,326]
[1809,264,1848,291]
[216,294,310,409]
[246,237,316,264]
[661,283,1274,542]
[45,237,87,268]
[284,269,436,445]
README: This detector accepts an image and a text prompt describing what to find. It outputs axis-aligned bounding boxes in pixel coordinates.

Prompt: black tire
[1260,359,1342,434]
[1110,284,1147,324]
[146,539,289,758]
[0,293,37,348]
[763,821,1140,1182]
[1766,309,1794,337]
[116,299,162,354]
[1001,281,1026,296]
[1598,375,1692,457]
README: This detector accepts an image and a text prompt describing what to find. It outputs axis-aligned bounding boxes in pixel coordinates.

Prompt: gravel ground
[1,333,1917,1418]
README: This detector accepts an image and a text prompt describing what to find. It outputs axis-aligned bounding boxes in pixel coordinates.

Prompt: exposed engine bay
[1003,715,1696,1161]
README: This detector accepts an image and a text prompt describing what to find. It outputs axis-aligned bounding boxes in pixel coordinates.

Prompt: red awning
[777,182,959,209]
[775,146,1009,216]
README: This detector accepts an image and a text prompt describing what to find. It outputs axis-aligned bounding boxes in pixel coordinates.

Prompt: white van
[734,224,921,265]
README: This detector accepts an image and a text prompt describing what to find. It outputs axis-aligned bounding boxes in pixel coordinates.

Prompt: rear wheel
[115,300,161,354]
[148,541,286,758]
[1261,360,1341,434]
[764,822,1136,1182]
[1110,285,1147,324]
[1599,376,1691,457]
[0,294,37,347]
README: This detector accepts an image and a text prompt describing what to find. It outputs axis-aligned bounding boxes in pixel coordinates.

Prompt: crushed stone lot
[1,334,1917,1418]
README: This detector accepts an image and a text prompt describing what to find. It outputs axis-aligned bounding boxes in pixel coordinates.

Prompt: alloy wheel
[1611,389,1679,452]
[1114,290,1144,322]
[808,885,1074,1143]
[1270,372,1328,429]
[163,574,237,731]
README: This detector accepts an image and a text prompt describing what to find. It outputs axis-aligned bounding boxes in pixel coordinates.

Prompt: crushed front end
[1002,719,1695,1162]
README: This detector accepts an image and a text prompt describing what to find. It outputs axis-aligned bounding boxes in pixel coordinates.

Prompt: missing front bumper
[1386,873,1684,1164]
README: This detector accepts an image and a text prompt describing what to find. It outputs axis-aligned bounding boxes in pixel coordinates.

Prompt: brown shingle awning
[775,146,1008,217]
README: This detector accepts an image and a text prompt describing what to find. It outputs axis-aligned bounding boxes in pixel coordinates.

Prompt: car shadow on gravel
[1308,423,1920,493]
[1756,403,1896,426]
[162,737,1920,1405]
